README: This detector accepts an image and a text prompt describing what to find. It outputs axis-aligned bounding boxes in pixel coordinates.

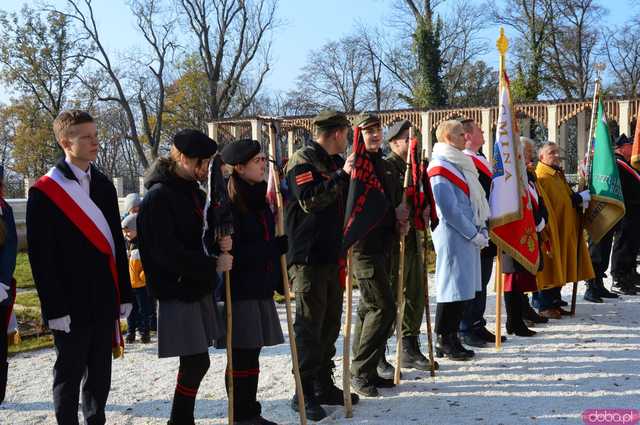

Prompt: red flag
[406,138,437,230]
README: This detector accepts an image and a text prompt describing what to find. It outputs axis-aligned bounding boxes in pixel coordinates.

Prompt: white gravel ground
[1,275,639,425]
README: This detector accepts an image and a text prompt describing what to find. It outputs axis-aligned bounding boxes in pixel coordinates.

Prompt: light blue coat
[429,156,483,303]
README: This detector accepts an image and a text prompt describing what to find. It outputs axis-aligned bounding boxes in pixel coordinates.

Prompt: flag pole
[421,149,437,377]
[393,127,414,384]
[571,63,605,316]
[223,270,234,424]
[268,124,307,425]
[494,27,508,350]
[343,249,354,417]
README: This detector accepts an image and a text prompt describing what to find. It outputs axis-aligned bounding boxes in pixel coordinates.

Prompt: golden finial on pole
[497,27,509,94]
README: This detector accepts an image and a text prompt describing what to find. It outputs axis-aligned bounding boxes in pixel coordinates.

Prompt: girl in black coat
[137,130,233,425]
[218,139,286,425]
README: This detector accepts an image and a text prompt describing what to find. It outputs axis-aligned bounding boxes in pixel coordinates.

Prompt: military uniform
[285,110,355,419]
[349,114,398,396]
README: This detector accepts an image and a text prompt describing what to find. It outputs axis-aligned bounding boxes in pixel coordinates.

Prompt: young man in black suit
[27,110,133,425]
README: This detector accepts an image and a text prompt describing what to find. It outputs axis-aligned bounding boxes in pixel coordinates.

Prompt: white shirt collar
[65,157,92,183]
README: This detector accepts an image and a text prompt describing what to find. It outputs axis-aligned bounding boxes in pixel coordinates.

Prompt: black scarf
[233,173,268,212]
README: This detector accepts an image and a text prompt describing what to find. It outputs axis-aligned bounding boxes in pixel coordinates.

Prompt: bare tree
[602,18,640,97]
[290,36,371,113]
[55,0,175,168]
[490,0,556,100]
[178,0,278,119]
[543,0,604,100]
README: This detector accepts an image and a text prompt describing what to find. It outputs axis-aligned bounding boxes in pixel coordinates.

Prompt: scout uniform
[285,110,357,420]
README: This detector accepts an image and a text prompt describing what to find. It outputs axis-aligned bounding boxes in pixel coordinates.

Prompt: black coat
[137,158,219,302]
[227,183,284,301]
[27,159,132,323]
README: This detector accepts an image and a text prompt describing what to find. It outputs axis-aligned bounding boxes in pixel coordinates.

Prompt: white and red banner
[489,75,540,274]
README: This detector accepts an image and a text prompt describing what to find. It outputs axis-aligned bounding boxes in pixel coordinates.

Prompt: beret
[123,193,141,213]
[221,139,262,165]
[313,110,351,130]
[384,120,411,143]
[616,133,632,147]
[121,213,137,231]
[353,113,381,129]
[173,129,217,159]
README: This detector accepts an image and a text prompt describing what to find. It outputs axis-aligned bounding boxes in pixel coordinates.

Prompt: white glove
[216,252,233,272]
[119,303,133,319]
[0,283,9,303]
[49,315,71,333]
[579,190,591,209]
[471,232,489,249]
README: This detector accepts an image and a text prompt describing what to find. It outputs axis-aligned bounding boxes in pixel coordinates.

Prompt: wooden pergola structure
[208,98,640,170]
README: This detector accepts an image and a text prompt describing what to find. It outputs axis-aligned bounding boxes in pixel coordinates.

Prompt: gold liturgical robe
[535,162,595,289]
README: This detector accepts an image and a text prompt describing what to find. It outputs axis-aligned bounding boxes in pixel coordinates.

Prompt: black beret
[221,139,262,165]
[313,110,351,130]
[354,113,381,129]
[384,120,412,143]
[616,133,631,147]
[173,129,217,159]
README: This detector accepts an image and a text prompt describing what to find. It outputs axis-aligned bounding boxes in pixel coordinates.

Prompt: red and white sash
[617,158,640,183]
[463,149,492,180]
[33,167,124,358]
[427,158,470,197]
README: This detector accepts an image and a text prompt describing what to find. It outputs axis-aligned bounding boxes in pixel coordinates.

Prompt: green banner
[585,99,625,243]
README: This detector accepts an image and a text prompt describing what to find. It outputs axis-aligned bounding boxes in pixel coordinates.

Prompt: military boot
[584,280,603,303]
[291,378,327,421]
[400,336,430,371]
[314,371,359,406]
[593,277,618,299]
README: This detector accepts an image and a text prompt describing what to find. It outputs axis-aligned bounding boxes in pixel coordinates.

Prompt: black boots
[0,361,7,404]
[291,378,327,421]
[584,280,603,303]
[435,333,474,360]
[314,372,359,406]
[376,353,396,380]
[612,274,638,295]
[505,292,536,337]
[400,336,431,370]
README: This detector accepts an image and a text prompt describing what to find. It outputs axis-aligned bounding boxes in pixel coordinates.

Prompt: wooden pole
[572,69,603,316]
[421,151,436,377]
[343,250,354,417]
[268,125,307,425]
[224,270,234,425]
[393,128,414,384]
[494,255,503,350]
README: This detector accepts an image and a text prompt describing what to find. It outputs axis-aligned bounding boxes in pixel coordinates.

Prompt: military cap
[354,113,381,129]
[615,133,632,147]
[384,120,412,143]
[121,213,138,231]
[173,129,217,159]
[313,109,351,130]
[221,139,262,165]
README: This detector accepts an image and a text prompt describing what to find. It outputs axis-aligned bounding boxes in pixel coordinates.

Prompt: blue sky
[0,0,634,102]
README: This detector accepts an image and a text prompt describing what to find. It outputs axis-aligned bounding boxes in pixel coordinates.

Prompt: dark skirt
[157,294,224,358]
[504,271,538,293]
[215,298,284,350]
